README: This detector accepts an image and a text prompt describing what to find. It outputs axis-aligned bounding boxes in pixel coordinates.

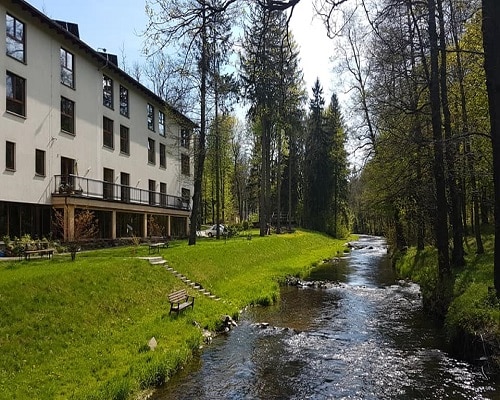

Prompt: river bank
[0,230,351,399]
[394,233,500,372]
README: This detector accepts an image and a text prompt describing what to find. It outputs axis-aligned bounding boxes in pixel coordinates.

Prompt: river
[152,235,500,399]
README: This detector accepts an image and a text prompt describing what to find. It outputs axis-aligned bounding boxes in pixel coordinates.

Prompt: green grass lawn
[0,229,351,399]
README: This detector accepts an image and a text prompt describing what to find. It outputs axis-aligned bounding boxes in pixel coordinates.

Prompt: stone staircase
[142,256,221,301]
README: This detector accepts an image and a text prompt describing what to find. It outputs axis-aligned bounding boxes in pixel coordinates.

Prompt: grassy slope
[395,233,500,365]
[0,230,350,399]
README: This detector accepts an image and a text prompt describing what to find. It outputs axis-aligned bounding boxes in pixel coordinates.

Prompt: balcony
[53,175,190,211]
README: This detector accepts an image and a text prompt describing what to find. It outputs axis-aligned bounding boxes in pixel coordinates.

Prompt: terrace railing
[53,175,190,211]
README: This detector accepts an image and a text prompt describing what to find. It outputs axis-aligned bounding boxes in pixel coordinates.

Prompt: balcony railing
[53,175,190,211]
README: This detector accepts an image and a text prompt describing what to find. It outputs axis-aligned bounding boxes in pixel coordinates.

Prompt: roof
[8,0,198,129]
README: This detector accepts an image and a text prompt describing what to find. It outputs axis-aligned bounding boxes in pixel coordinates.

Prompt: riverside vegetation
[0,230,351,400]
[395,229,500,370]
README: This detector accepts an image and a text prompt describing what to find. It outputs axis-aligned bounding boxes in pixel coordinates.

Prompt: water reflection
[152,235,500,400]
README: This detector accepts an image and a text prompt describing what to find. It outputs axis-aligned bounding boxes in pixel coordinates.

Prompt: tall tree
[207,7,237,238]
[482,0,500,295]
[275,27,305,233]
[449,3,484,254]
[325,93,350,237]
[144,0,237,245]
[240,5,303,235]
[336,14,377,159]
[303,82,349,237]
[303,79,341,235]
[420,0,450,281]
[241,4,273,235]
[437,0,465,268]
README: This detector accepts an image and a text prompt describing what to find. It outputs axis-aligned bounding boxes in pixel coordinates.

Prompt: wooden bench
[24,248,55,261]
[168,289,194,315]
[148,242,169,254]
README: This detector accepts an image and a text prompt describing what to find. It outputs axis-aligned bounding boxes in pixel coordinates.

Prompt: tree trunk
[428,0,450,279]
[188,3,208,246]
[276,128,282,234]
[394,209,407,251]
[482,0,500,295]
[288,130,293,232]
[406,4,425,251]
[415,140,425,251]
[456,48,481,250]
[437,0,464,268]
[215,66,221,239]
[452,9,484,253]
[260,115,270,236]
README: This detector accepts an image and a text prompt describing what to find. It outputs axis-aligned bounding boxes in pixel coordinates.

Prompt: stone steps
[143,255,221,301]
[150,259,167,265]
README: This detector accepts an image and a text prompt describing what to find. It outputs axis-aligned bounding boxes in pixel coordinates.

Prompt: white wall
[1,3,193,206]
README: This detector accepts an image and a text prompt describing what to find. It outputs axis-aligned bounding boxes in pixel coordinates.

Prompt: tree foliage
[142,0,498,294]
[240,4,307,235]
[333,0,498,299]
[144,0,239,244]
[303,80,349,237]
[53,208,99,260]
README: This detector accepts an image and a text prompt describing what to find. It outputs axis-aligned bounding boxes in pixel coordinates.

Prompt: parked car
[205,224,226,237]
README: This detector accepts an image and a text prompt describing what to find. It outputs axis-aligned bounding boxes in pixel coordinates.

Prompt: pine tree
[240,4,304,235]
[324,93,350,237]
[304,79,333,233]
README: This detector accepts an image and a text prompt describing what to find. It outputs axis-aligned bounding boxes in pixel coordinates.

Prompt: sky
[28,0,336,104]
[289,1,336,99]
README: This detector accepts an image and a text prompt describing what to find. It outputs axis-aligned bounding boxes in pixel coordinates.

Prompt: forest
[139,0,499,298]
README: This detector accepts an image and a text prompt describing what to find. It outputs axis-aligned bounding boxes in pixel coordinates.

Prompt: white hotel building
[1,0,195,241]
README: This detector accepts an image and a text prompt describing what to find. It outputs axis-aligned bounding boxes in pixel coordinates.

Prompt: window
[60,48,74,88]
[103,117,114,149]
[148,179,156,205]
[6,71,25,116]
[159,110,165,136]
[5,141,15,171]
[120,125,129,155]
[181,128,190,149]
[6,14,25,62]
[61,97,75,134]
[159,143,166,168]
[35,149,45,176]
[181,188,190,208]
[147,103,155,131]
[181,154,190,176]
[120,172,130,202]
[148,138,155,164]
[160,182,167,206]
[103,75,113,108]
[61,157,75,187]
[120,85,129,117]
[103,168,114,200]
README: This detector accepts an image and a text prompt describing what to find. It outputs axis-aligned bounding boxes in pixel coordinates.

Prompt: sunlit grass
[447,234,499,343]
[0,229,351,399]
[394,231,499,360]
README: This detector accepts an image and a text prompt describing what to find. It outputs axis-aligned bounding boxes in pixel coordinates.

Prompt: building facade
[1,0,195,241]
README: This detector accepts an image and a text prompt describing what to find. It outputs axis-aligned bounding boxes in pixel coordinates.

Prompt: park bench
[24,248,55,260]
[168,289,195,315]
[148,241,169,254]
[20,242,55,261]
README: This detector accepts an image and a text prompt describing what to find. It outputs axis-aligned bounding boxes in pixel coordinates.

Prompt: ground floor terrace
[0,175,191,241]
